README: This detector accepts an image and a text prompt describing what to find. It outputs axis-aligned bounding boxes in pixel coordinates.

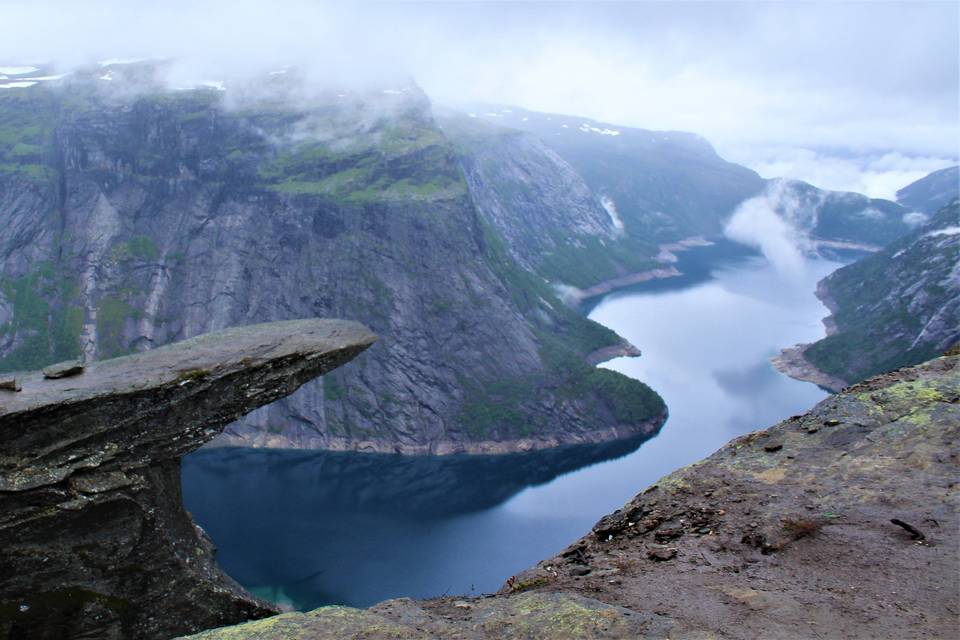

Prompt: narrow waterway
[182,244,845,611]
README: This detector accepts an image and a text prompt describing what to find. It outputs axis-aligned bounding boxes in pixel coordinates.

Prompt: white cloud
[723,181,816,279]
[725,148,957,199]
[0,0,955,190]
[903,212,930,227]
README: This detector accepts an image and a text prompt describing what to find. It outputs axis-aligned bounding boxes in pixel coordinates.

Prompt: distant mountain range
[0,63,951,451]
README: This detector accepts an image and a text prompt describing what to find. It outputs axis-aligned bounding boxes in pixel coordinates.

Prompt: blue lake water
[182,244,844,610]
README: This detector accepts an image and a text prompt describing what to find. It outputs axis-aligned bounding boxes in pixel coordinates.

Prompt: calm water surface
[182,245,844,610]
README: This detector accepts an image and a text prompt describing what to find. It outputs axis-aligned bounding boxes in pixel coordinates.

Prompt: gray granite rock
[0,319,375,640]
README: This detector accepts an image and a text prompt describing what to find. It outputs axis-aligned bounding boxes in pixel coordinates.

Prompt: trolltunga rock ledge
[0,319,376,640]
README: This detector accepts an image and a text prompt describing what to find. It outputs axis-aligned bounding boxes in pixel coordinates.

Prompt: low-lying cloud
[0,1,956,195]
[728,147,957,200]
[723,181,817,279]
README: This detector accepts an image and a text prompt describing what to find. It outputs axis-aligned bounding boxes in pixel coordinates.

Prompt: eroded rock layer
[0,319,376,640]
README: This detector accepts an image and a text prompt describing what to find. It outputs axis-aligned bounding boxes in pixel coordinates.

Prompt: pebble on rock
[42,360,85,379]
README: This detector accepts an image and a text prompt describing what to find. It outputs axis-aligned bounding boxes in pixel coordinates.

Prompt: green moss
[508,576,551,593]
[96,296,135,359]
[174,368,211,384]
[0,264,83,373]
[0,162,53,181]
[127,236,159,261]
[460,377,537,438]
[323,375,344,401]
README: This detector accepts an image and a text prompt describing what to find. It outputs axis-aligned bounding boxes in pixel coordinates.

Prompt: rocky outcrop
[776,201,960,389]
[0,319,376,639]
[183,354,959,639]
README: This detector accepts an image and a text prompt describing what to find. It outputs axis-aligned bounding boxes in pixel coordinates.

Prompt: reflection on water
[182,436,648,609]
[182,241,847,610]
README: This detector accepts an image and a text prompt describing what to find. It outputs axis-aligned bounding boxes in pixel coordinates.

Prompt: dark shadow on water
[181,435,650,609]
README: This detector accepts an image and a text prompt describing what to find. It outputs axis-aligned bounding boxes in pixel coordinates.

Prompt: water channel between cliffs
[182,242,846,610]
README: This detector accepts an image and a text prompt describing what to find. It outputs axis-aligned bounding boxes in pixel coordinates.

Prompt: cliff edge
[0,319,376,639]
[185,354,959,639]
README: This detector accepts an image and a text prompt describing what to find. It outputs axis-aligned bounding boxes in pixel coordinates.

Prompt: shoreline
[771,275,847,392]
[770,343,847,393]
[565,235,715,305]
[208,409,669,456]
[214,236,714,456]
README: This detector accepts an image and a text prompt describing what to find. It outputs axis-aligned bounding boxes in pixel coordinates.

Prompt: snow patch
[98,58,145,67]
[856,207,885,220]
[926,226,960,238]
[0,81,38,89]
[382,89,403,95]
[0,66,39,75]
[23,73,70,82]
[100,71,113,81]
[892,249,906,258]
[199,80,226,91]
[579,123,620,136]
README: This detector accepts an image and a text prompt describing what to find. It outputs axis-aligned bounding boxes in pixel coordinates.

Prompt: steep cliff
[0,318,376,639]
[183,354,960,639]
[0,67,664,453]
[776,201,959,390]
[466,106,766,242]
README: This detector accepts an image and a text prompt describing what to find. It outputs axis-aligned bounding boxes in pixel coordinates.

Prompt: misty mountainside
[0,64,665,453]
[730,177,923,251]
[896,165,960,215]
[441,112,662,289]
[467,106,920,250]
[801,200,959,386]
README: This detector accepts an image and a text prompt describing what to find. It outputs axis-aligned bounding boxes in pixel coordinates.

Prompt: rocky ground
[184,354,959,639]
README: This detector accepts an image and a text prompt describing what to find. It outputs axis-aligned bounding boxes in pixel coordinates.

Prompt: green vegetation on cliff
[803,201,959,384]
[0,263,83,373]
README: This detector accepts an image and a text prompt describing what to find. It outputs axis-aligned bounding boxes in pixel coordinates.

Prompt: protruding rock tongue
[0,318,376,640]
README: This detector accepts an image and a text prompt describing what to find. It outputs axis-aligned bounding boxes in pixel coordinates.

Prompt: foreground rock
[185,355,958,639]
[0,319,376,640]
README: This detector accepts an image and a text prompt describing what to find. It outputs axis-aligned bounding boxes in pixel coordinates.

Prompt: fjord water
[182,244,843,611]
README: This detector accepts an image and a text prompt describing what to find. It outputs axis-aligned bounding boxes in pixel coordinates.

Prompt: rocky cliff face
[466,106,767,242]
[0,318,376,639]
[182,354,960,639]
[777,201,959,389]
[0,67,664,453]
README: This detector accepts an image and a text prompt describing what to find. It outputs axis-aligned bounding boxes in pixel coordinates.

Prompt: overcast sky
[1,1,956,198]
